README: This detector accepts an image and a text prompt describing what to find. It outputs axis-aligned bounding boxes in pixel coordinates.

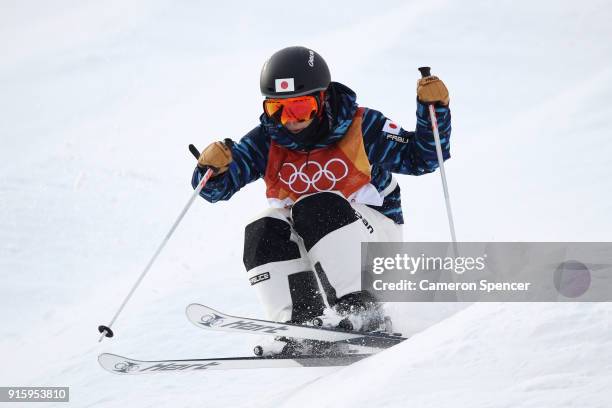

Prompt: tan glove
[417,76,450,106]
[197,141,232,174]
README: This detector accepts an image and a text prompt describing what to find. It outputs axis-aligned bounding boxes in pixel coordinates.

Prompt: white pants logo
[279,159,349,194]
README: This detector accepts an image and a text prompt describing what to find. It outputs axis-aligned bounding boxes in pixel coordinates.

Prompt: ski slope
[1,0,611,407]
[279,303,612,408]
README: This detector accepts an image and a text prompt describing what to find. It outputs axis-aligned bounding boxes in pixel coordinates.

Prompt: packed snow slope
[279,303,612,408]
[1,0,611,407]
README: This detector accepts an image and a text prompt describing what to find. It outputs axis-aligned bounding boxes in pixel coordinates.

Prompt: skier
[192,46,451,335]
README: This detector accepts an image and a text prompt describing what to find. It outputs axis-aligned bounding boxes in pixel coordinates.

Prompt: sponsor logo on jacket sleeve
[386,133,409,143]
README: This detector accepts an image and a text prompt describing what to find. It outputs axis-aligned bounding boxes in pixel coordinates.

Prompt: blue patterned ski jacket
[191,82,451,224]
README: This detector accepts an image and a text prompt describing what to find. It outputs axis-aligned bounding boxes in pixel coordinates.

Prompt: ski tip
[98,353,143,375]
[185,303,223,318]
[185,302,201,310]
[185,303,199,317]
[98,352,120,365]
[185,303,208,314]
[185,303,204,320]
[185,303,229,329]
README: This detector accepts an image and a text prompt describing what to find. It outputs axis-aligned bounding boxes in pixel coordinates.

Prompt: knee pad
[291,192,358,251]
[243,216,301,270]
[243,214,325,323]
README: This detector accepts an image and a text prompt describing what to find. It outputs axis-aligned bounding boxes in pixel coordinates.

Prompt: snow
[280,303,612,408]
[1,0,611,407]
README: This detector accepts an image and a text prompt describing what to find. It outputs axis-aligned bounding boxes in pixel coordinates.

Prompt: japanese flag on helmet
[383,119,401,135]
[275,78,295,93]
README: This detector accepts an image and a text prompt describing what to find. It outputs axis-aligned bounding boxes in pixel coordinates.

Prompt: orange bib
[264,108,374,207]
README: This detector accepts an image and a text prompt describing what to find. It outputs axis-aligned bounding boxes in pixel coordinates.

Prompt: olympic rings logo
[279,158,349,194]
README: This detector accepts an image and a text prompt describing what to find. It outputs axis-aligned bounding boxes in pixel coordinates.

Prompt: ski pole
[418,67,458,244]
[97,144,212,342]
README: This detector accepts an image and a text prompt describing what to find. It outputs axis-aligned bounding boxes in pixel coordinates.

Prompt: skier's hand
[417,76,449,106]
[198,141,232,174]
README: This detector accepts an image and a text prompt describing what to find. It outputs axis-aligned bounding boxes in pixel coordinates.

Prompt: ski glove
[417,76,450,106]
[198,141,232,174]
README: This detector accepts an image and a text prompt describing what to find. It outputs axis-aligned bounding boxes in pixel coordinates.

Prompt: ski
[186,303,406,349]
[98,352,371,374]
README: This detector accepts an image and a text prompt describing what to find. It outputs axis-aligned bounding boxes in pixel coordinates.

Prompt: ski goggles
[263,93,323,126]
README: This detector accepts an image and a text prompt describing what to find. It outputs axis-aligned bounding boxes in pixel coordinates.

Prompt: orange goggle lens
[263,96,319,125]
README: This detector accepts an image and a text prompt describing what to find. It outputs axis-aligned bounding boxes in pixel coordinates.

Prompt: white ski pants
[242,192,403,323]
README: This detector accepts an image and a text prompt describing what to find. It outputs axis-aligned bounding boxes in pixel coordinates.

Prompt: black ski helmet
[260,46,331,98]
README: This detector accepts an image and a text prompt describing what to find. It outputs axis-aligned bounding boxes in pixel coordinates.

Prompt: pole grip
[189,144,201,159]
[418,66,431,78]
[190,140,233,160]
